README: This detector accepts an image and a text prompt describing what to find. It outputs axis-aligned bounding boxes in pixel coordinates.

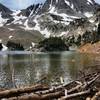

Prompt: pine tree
[76,34,81,46]
[97,23,100,41]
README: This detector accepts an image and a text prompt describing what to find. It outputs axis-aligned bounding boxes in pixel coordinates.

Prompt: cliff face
[38,0,96,15]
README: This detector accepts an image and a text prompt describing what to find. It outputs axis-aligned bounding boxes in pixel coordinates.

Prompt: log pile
[0,73,100,100]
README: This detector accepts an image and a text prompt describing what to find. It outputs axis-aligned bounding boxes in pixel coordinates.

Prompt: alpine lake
[0,51,99,88]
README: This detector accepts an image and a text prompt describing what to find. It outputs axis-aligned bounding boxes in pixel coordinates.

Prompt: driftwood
[0,84,49,99]
[0,73,99,100]
[6,90,91,100]
[7,91,63,100]
[60,89,90,100]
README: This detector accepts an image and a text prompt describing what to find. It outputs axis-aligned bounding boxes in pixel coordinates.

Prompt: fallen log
[0,84,49,99]
[0,74,99,99]
[40,74,100,95]
[60,90,90,100]
[81,74,100,90]
[7,91,63,100]
[7,90,91,100]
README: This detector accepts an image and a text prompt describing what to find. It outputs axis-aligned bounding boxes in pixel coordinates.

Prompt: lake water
[0,51,99,88]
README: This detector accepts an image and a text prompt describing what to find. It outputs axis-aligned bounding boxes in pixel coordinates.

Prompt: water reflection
[0,52,99,88]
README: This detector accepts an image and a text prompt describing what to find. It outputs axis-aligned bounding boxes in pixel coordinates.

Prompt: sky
[0,0,45,10]
[0,0,99,10]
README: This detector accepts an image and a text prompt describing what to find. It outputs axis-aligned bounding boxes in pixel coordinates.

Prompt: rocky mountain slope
[24,0,100,37]
[0,0,99,48]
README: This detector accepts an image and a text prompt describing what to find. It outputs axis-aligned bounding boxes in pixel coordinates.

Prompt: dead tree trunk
[0,84,49,99]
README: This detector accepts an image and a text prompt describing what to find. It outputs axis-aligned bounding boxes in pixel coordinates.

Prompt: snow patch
[49,6,56,13]
[8,28,15,31]
[89,19,95,23]
[87,0,93,4]
[0,39,7,51]
[71,4,74,9]
[29,4,42,17]
[40,28,51,38]
[9,35,13,39]
[64,0,74,9]
[49,0,53,10]
[33,16,51,38]
[49,8,79,22]
[53,20,70,25]
[12,10,27,25]
[0,13,8,27]
[64,0,70,6]
[23,16,50,38]
[24,19,34,30]
[56,0,58,3]
[59,31,69,37]
[31,42,35,47]
[12,10,21,16]
[84,12,93,17]
[2,44,8,51]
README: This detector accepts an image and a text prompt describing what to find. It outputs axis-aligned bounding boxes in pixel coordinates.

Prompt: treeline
[37,23,100,51]
[6,41,24,51]
[65,23,100,47]
[0,43,3,50]
[38,37,69,51]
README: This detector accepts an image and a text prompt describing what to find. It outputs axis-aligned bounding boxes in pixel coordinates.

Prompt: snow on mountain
[84,12,93,17]
[2,44,8,51]
[0,12,8,27]
[0,39,7,51]
[18,0,99,38]
[11,10,27,25]
[87,0,94,4]
[65,0,70,6]
[0,0,99,39]
[23,19,34,30]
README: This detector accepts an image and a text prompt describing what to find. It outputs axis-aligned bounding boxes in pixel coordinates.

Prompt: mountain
[23,0,99,37]
[0,0,99,48]
[38,0,96,15]
[0,3,44,48]
[0,3,12,18]
[18,3,42,17]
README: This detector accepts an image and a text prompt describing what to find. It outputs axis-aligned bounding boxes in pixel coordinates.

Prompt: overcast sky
[0,0,99,10]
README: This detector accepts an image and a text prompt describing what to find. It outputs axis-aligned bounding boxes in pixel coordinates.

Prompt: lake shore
[0,72,99,100]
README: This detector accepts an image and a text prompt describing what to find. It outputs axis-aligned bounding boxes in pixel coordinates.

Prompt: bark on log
[81,74,100,90]
[40,74,99,95]
[0,74,99,99]
[60,90,90,100]
[0,84,49,99]
[8,91,63,100]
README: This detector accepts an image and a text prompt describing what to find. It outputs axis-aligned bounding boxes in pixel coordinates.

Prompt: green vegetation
[65,23,100,47]
[0,43,3,50]
[38,37,69,51]
[7,41,24,51]
[97,23,100,41]
[37,23,100,52]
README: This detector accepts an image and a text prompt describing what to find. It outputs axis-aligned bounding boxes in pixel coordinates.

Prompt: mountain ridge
[0,0,99,48]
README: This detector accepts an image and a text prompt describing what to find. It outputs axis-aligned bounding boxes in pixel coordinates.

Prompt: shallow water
[0,51,99,88]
